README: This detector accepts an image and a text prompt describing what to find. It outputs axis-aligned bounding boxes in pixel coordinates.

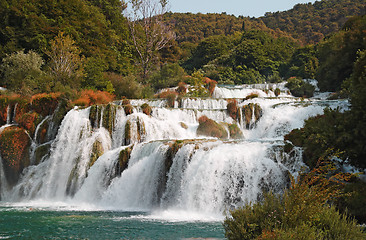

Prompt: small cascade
[5,103,17,124]
[6,105,11,124]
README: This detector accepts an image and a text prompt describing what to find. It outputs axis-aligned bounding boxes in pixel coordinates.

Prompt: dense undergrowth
[224,157,366,239]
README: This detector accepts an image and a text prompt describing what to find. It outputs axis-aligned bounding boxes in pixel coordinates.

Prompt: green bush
[105,72,143,99]
[285,77,315,97]
[224,160,365,240]
[0,50,47,95]
[149,63,186,90]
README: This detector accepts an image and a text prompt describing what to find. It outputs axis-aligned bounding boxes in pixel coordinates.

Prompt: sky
[168,0,317,18]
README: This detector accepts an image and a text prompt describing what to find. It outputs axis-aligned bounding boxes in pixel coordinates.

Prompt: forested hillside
[261,0,365,44]
[163,0,365,46]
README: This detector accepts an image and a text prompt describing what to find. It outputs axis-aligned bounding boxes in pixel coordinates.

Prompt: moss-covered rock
[89,105,100,128]
[180,122,188,129]
[136,117,146,143]
[89,139,105,168]
[228,123,244,139]
[0,126,31,187]
[33,143,51,165]
[274,88,281,97]
[164,140,184,172]
[124,104,133,115]
[141,103,152,116]
[197,116,228,140]
[242,103,263,129]
[116,146,133,176]
[102,103,117,134]
[36,118,49,144]
[124,120,131,145]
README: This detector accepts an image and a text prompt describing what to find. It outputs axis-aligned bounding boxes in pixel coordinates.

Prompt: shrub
[0,50,47,95]
[224,158,364,240]
[141,103,152,116]
[204,77,217,96]
[186,71,210,97]
[72,89,115,106]
[197,115,228,139]
[274,88,281,97]
[176,82,187,96]
[157,90,178,108]
[105,72,143,99]
[31,93,61,116]
[228,123,243,139]
[285,77,315,97]
[149,63,187,90]
[227,99,238,120]
[245,92,259,100]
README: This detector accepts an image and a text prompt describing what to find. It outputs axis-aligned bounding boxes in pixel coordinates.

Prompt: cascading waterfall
[0,83,349,220]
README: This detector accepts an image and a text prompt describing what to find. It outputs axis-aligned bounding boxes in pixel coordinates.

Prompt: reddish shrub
[245,92,259,100]
[274,88,281,97]
[0,126,31,186]
[17,112,39,135]
[121,98,130,106]
[197,115,228,139]
[31,93,61,116]
[227,99,238,120]
[198,115,209,124]
[176,82,187,96]
[72,90,115,106]
[204,77,217,96]
[124,104,133,115]
[141,103,152,116]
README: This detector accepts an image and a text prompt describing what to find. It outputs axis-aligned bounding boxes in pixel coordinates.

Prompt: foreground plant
[223,155,366,240]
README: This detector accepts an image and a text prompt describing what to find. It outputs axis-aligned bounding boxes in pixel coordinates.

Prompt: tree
[0,50,47,94]
[47,32,84,89]
[127,0,176,80]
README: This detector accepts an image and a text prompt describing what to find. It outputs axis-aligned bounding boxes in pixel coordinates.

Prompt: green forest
[0,0,366,238]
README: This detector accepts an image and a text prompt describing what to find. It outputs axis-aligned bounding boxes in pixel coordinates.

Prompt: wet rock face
[242,103,263,129]
[0,126,31,187]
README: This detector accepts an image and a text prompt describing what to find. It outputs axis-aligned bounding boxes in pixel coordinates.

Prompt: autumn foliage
[0,126,31,186]
[197,115,228,139]
[227,99,238,120]
[72,89,115,106]
[31,92,61,116]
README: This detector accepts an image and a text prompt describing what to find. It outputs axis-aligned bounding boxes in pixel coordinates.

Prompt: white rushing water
[0,83,349,220]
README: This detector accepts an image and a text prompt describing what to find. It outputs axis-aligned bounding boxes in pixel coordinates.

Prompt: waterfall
[0,83,349,218]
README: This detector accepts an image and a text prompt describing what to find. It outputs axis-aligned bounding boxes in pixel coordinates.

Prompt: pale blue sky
[168,0,317,17]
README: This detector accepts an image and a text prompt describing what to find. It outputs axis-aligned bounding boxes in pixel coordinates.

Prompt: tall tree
[127,0,176,80]
[47,32,84,89]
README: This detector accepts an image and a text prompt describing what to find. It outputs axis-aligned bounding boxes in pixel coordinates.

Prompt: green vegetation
[316,15,366,91]
[0,0,365,230]
[285,77,315,97]
[197,115,228,140]
[224,158,365,240]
